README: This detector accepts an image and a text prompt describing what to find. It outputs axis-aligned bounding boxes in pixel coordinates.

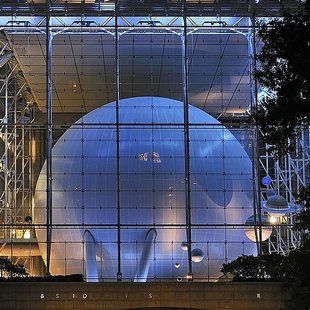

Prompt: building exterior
[0,0,308,283]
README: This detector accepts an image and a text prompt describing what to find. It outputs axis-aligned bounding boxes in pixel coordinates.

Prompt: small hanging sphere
[191,248,204,263]
[262,175,272,187]
[244,215,273,242]
[181,241,188,251]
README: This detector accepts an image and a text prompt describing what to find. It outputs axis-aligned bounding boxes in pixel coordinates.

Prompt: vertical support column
[115,0,122,282]
[13,86,17,224]
[4,77,9,239]
[181,0,193,280]
[248,16,262,254]
[46,1,53,275]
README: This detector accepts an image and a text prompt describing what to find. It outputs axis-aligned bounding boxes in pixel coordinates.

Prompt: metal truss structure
[257,87,310,254]
[0,35,35,240]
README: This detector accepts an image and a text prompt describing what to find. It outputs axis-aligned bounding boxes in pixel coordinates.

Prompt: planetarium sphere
[34,96,256,281]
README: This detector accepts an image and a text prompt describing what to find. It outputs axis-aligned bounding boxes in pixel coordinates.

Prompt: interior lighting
[23,229,31,239]
[269,216,277,224]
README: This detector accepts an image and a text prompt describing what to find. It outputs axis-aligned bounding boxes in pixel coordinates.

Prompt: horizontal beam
[0,2,300,17]
[0,223,294,228]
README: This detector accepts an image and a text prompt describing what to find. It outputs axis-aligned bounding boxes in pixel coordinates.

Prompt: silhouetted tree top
[251,3,310,156]
[0,258,28,278]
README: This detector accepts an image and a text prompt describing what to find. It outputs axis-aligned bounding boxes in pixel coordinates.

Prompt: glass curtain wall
[0,1,261,281]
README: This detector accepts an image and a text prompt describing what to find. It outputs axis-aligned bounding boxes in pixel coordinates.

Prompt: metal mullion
[248,16,262,254]
[46,0,53,276]
[115,0,122,282]
[182,0,192,281]
[13,90,18,225]
[4,76,9,238]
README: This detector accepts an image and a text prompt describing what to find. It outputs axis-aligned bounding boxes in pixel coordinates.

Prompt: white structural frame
[259,122,310,254]
[0,46,35,239]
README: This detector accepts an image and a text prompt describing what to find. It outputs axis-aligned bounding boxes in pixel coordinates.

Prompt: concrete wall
[0,282,286,310]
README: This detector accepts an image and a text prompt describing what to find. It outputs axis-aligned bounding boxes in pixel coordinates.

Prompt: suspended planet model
[262,194,298,218]
[262,175,272,187]
[191,248,204,263]
[244,214,273,242]
[181,242,188,251]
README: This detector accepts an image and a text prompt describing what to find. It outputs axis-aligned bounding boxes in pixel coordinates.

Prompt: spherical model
[262,176,272,187]
[191,248,204,263]
[181,242,188,251]
[263,195,293,217]
[244,215,273,242]
[34,97,256,281]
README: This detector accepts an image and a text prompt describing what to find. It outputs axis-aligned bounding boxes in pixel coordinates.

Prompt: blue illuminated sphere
[262,175,272,187]
[35,97,256,280]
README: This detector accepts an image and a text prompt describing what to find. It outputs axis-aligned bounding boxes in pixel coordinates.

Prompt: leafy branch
[250,4,310,157]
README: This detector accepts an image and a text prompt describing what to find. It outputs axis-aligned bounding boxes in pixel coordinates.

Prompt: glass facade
[0,0,304,282]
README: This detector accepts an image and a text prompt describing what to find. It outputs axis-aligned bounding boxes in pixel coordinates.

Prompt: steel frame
[255,71,309,254]
[0,41,35,240]
[259,124,310,254]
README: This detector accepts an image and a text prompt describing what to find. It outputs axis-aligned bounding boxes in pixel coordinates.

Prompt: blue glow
[262,175,272,187]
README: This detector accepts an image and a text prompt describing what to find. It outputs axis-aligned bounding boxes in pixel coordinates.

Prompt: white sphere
[191,248,204,263]
[244,215,273,242]
[181,242,188,251]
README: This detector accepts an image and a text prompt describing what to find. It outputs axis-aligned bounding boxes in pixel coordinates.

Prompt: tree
[221,253,287,281]
[0,258,28,278]
[250,3,310,156]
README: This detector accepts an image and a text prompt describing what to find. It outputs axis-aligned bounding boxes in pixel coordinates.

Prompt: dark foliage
[294,186,310,244]
[0,274,84,282]
[0,258,28,278]
[221,253,288,281]
[250,4,310,156]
